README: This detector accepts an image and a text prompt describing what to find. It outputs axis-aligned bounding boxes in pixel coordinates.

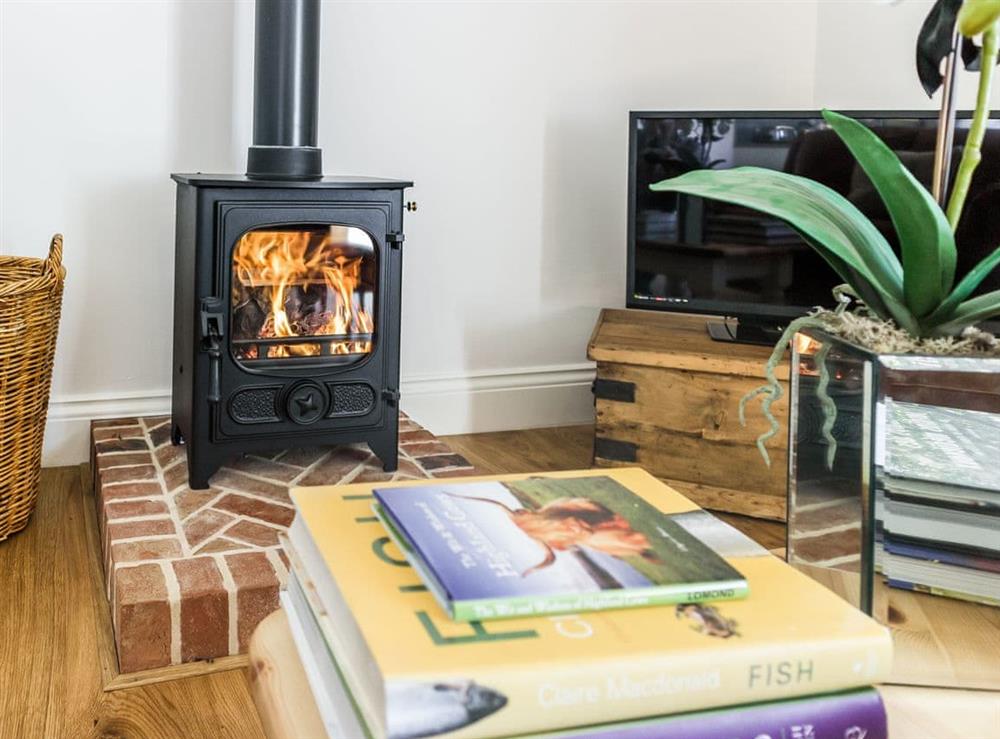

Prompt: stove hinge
[386,232,404,249]
[200,297,225,404]
[382,388,400,406]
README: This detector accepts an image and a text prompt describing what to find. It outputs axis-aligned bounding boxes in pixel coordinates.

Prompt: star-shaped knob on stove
[287,382,326,424]
[295,392,318,415]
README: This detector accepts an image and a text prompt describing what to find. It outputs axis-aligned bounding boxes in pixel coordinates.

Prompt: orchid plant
[651,0,1000,465]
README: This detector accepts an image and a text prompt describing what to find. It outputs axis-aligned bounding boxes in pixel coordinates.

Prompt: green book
[373,474,749,621]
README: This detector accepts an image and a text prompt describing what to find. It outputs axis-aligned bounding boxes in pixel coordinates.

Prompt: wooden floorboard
[0,424,785,737]
[0,467,265,739]
[444,424,595,474]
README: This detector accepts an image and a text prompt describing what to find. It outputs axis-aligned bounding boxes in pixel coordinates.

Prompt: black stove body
[170,0,410,489]
[170,175,409,489]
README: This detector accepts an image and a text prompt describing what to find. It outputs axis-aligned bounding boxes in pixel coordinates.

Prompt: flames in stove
[232,226,375,360]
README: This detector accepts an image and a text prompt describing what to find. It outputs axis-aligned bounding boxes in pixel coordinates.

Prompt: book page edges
[284,521,389,738]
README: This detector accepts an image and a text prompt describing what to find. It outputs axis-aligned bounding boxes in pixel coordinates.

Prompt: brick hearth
[91,413,475,673]
[786,496,863,570]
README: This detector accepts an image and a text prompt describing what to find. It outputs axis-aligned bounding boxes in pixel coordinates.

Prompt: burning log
[230,226,375,359]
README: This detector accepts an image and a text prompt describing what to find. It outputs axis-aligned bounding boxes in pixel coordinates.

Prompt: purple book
[544,689,886,739]
[885,538,1000,574]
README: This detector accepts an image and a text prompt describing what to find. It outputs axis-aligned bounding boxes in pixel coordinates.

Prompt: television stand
[706,318,785,346]
[588,309,789,521]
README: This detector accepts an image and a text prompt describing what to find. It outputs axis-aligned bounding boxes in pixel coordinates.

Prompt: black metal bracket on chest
[594,437,638,462]
[592,378,635,403]
[382,388,400,406]
[386,232,404,249]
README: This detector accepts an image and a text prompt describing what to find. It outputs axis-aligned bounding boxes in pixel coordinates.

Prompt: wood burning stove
[171,0,410,489]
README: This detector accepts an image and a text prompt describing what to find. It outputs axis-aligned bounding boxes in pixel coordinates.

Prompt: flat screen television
[627,111,1000,339]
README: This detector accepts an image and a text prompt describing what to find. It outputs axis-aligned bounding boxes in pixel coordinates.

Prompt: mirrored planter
[785,328,1000,690]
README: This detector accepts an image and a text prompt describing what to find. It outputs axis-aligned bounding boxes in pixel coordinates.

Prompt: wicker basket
[0,235,65,540]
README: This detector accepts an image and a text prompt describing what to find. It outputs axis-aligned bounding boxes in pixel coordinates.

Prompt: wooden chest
[587,309,789,521]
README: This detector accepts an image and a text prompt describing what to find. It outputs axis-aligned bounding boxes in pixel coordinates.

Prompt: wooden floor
[446,425,786,550]
[0,425,783,738]
[0,465,264,739]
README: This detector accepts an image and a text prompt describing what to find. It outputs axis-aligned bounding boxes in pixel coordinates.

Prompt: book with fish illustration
[286,468,893,739]
[280,574,888,739]
[372,475,748,620]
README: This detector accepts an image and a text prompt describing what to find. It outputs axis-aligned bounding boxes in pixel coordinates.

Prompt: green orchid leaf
[926,244,1000,324]
[796,232,921,335]
[822,110,956,318]
[650,167,906,311]
[933,289,1000,334]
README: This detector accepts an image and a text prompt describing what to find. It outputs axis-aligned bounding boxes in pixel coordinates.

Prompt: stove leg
[188,465,214,490]
[186,449,223,491]
[369,433,399,473]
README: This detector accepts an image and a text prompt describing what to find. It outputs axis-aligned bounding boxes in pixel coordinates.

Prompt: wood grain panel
[669,480,787,522]
[589,308,790,520]
[248,609,328,739]
[886,583,1000,689]
[793,563,1000,690]
[596,362,789,449]
[444,425,595,475]
[587,308,790,380]
[594,420,787,504]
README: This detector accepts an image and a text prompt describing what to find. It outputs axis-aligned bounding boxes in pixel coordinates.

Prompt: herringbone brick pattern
[92,413,475,673]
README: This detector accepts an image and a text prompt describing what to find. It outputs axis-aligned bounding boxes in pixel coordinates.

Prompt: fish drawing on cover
[387,680,507,739]
[676,603,740,639]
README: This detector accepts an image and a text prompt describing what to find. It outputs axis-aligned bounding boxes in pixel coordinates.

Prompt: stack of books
[878,399,1000,606]
[281,468,892,738]
[703,210,804,246]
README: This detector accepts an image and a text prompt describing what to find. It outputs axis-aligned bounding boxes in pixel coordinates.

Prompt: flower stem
[739,315,828,467]
[946,22,999,230]
[815,342,839,471]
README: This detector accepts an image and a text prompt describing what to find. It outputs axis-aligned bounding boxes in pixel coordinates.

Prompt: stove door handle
[207,345,221,404]
[200,298,225,405]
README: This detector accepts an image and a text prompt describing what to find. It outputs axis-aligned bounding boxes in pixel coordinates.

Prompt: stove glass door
[230,224,377,365]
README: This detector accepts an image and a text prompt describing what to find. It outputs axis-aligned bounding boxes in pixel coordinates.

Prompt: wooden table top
[587,308,790,380]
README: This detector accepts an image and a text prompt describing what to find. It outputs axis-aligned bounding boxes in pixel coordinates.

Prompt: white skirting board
[399,363,596,438]
[43,390,173,467]
[41,363,597,467]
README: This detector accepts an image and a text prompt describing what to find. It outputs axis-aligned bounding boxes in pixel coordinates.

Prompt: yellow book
[288,468,893,739]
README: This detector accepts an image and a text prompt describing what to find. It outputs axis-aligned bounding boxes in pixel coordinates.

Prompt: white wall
[815,0,997,110]
[0,0,983,464]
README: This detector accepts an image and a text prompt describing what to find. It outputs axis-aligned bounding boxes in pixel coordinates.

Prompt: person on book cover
[380,476,748,600]
[452,492,661,577]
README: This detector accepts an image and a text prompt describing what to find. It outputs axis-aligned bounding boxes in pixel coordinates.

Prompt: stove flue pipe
[246,0,323,180]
